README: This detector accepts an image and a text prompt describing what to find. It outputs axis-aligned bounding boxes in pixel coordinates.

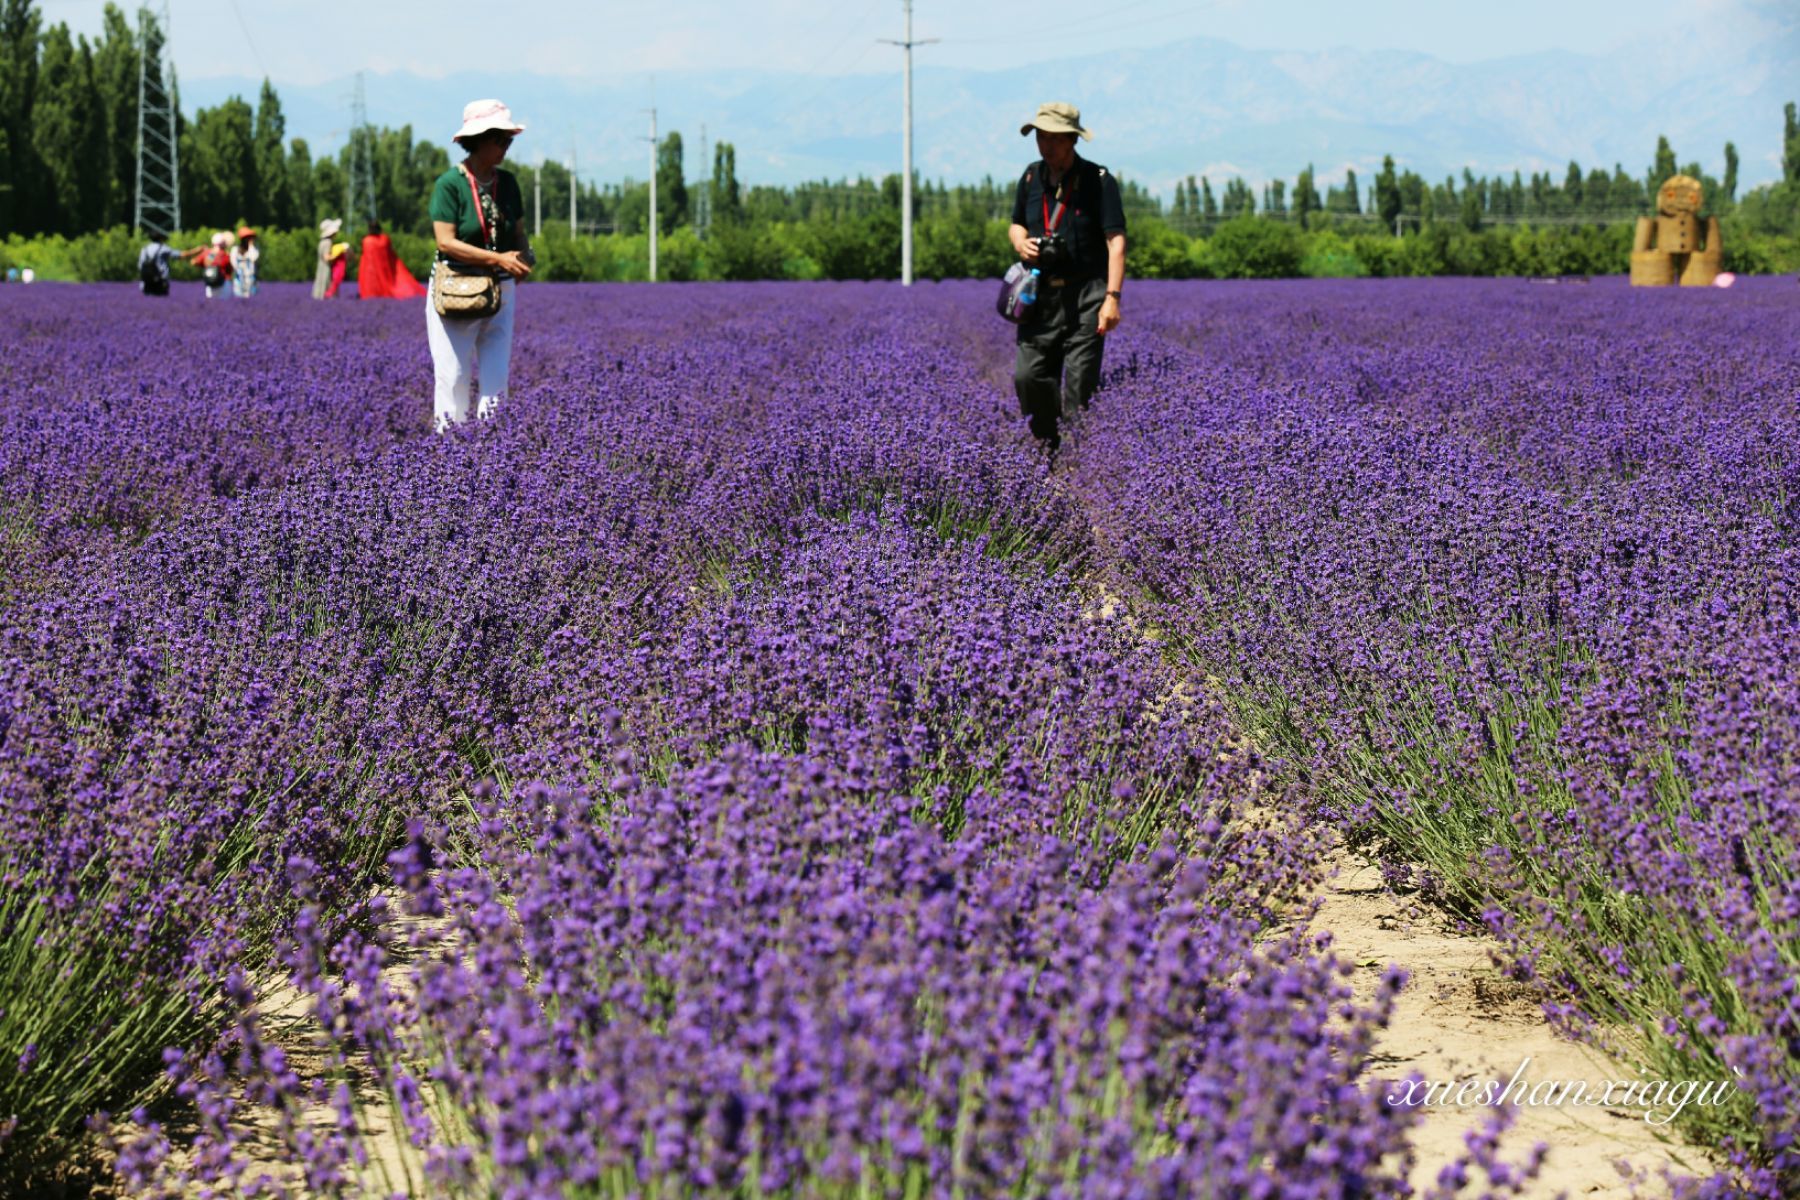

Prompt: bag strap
[460,164,494,250]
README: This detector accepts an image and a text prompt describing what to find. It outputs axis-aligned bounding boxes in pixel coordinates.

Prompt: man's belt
[1041,272,1098,290]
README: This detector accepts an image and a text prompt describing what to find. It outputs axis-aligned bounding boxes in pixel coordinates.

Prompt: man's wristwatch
[1105,290,1121,299]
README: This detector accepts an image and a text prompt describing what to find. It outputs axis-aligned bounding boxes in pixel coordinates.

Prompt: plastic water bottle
[1019,268,1040,308]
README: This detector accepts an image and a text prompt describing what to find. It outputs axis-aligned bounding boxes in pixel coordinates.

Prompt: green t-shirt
[429,165,524,251]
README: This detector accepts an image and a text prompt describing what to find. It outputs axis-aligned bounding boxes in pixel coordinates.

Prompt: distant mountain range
[178,11,1798,199]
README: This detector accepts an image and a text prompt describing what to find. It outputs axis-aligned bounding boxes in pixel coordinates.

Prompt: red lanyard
[461,165,494,249]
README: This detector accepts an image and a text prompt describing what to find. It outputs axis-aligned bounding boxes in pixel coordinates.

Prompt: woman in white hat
[314,217,342,300]
[192,231,236,300]
[426,99,534,431]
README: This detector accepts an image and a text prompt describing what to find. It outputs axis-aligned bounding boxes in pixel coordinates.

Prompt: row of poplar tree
[1162,139,1749,234]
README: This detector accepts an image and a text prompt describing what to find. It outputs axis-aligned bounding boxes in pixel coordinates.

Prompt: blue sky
[45,0,1720,85]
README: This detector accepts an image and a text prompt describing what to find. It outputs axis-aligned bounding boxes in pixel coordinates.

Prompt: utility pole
[133,2,180,238]
[881,0,936,286]
[533,156,542,238]
[569,143,577,237]
[697,122,711,241]
[644,89,658,282]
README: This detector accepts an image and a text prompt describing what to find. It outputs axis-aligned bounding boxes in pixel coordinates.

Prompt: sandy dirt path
[1302,843,1712,1196]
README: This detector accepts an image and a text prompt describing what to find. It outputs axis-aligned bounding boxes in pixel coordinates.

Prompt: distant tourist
[192,232,235,300]
[325,242,349,298]
[426,98,533,432]
[314,218,342,300]
[230,226,260,298]
[358,220,427,300]
[1008,101,1128,455]
[137,236,181,296]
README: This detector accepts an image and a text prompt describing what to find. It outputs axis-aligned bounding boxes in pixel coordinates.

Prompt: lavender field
[1,277,1796,1197]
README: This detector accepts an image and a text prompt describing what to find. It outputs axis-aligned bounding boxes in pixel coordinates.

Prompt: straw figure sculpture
[1630,174,1722,287]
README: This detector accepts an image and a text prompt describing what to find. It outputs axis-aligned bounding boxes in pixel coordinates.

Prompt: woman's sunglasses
[488,132,515,148]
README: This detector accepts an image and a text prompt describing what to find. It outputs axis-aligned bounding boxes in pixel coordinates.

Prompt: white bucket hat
[453,99,525,142]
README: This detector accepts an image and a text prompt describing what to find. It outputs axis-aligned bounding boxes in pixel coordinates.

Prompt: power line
[942,1,1201,46]
[750,0,886,126]
[225,0,267,78]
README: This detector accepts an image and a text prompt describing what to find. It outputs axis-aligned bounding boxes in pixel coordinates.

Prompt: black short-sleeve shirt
[1010,154,1126,278]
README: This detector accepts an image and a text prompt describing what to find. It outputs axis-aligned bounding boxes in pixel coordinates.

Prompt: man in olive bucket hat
[1008,101,1127,454]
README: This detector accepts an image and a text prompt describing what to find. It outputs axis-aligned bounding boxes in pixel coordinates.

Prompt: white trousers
[425,276,516,431]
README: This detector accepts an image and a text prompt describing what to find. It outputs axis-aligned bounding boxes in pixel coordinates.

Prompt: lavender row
[1062,276,1799,1191]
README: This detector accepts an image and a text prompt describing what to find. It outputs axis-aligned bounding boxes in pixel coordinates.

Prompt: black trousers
[1013,276,1105,445]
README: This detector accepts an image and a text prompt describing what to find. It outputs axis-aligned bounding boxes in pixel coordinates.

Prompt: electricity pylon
[133,2,180,238]
[644,96,658,282]
[345,72,378,226]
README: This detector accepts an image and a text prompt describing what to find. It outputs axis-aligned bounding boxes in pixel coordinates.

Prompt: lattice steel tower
[133,2,180,238]
[345,72,378,226]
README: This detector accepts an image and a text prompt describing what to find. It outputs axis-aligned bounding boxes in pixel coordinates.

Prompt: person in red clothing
[185,231,236,300]
[324,242,349,298]
[357,220,427,300]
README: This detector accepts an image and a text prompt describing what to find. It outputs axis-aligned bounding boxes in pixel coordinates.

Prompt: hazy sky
[44,0,1713,85]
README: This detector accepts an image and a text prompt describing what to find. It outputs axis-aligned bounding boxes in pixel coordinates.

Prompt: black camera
[1033,233,1071,271]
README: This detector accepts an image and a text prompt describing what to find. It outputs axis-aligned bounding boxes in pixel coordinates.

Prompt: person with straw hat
[230,226,260,298]
[314,217,342,300]
[425,98,533,432]
[1008,101,1128,455]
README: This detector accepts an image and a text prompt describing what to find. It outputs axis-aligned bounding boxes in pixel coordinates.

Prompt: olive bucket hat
[1020,101,1092,141]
